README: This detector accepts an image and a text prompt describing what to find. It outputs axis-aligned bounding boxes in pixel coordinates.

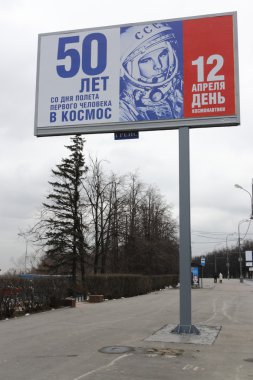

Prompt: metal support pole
[25,240,28,274]
[251,179,253,219]
[237,219,248,283]
[238,228,243,283]
[226,249,230,280]
[238,235,243,283]
[171,127,199,335]
[226,233,236,280]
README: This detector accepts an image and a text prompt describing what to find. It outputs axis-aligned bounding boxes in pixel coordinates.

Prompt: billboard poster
[245,251,253,262]
[191,267,199,286]
[35,12,239,136]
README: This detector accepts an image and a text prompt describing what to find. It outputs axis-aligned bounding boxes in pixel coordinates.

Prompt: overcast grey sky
[0,0,252,273]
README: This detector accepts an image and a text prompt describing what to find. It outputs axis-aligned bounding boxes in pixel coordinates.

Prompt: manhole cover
[99,346,134,354]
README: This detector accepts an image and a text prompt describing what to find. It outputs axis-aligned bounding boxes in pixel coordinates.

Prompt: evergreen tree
[42,135,88,285]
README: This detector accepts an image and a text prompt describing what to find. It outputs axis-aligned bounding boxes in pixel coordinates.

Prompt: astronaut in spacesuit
[119,22,183,122]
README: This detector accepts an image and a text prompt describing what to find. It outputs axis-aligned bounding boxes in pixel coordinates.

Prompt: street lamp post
[213,242,224,275]
[18,231,29,274]
[24,239,28,274]
[237,219,249,283]
[234,180,253,283]
[226,232,236,280]
[234,180,253,219]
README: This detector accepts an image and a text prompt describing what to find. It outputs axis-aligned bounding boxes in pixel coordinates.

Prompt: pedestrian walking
[219,273,223,283]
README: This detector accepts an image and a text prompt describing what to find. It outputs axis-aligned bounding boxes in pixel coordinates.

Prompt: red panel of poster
[183,15,236,118]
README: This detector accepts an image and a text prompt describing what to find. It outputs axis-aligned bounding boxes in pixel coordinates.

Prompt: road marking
[222,299,239,323]
[183,364,193,370]
[72,353,132,380]
[200,298,218,324]
[182,364,205,372]
[235,364,243,380]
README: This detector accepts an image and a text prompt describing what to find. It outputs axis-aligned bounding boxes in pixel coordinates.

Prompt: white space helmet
[120,23,179,89]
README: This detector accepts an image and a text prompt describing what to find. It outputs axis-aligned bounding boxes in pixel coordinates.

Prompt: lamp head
[234,184,243,189]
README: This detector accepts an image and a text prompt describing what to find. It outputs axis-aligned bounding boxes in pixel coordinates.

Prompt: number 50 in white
[192,54,225,82]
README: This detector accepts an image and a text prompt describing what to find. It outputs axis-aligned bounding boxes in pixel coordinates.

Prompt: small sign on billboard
[114,131,139,140]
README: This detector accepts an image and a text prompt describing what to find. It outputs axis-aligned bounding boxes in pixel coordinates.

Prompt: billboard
[34,12,239,137]
[245,251,253,267]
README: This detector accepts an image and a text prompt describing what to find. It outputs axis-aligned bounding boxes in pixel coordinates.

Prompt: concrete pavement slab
[145,324,222,344]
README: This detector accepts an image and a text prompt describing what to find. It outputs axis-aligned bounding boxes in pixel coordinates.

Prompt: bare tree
[139,185,178,274]
[83,158,116,273]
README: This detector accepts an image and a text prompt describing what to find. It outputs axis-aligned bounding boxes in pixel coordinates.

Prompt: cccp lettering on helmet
[135,23,163,40]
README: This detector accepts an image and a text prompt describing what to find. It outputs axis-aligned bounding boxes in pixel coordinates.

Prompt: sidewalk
[0,278,253,379]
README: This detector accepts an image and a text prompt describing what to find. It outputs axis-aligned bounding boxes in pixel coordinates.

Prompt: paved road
[1,278,253,380]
